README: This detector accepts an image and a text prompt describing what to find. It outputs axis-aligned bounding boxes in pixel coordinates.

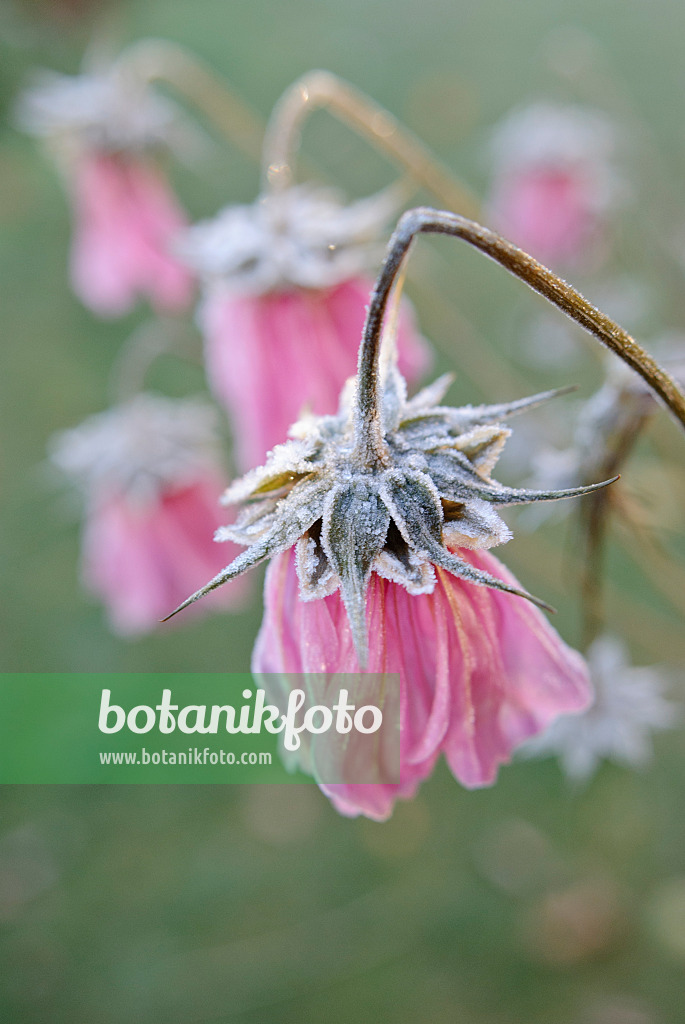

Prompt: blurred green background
[2,0,685,1021]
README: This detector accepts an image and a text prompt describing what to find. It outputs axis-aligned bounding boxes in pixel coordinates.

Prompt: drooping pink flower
[17,64,194,316]
[69,152,193,316]
[487,103,621,267]
[253,544,591,820]
[161,360,597,819]
[50,393,246,635]
[179,186,431,469]
[81,475,242,634]
[164,208,612,820]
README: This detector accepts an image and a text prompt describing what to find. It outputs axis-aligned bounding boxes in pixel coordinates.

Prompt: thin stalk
[113,39,263,161]
[579,395,654,647]
[353,208,685,469]
[262,70,479,216]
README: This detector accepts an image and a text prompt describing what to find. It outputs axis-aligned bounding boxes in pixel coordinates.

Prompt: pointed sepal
[321,482,390,665]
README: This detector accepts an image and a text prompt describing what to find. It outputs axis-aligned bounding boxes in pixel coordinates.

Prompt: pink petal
[253,545,591,818]
[69,153,194,316]
[81,476,248,635]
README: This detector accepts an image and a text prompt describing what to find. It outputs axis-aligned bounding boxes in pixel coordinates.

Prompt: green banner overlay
[0,673,400,784]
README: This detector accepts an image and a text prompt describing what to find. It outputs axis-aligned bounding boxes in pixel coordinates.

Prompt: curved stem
[113,39,263,161]
[354,207,685,466]
[262,70,479,217]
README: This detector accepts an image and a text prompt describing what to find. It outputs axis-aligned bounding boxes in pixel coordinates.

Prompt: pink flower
[69,152,193,317]
[164,210,612,821]
[16,64,194,316]
[82,475,244,635]
[488,104,621,267]
[490,167,599,266]
[200,277,429,469]
[253,544,592,820]
[50,394,246,636]
[179,186,430,469]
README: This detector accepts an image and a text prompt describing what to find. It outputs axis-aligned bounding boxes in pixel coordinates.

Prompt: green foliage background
[1,0,685,1021]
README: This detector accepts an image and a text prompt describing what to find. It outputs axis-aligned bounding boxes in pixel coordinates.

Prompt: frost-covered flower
[178,186,430,469]
[488,103,621,267]
[50,394,246,634]
[164,359,602,817]
[17,63,193,315]
[167,362,609,660]
[165,205,619,817]
[16,64,186,151]
[521,634,679,781]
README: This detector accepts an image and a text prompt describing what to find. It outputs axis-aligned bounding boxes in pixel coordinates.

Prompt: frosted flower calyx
[166,362,613,662]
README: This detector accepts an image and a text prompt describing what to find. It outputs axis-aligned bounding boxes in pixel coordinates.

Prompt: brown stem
[579,491,609,648]
[354,208,685,466]
[579,394,654,646]
[262,70,479,217]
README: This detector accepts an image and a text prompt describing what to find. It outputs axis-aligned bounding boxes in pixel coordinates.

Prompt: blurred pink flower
[179,186,430,469]
[70,153,193,316]
[51,394,246,636]
[488,103,621,267]
[17,63,195,316]
[201,277,428,469]
[253,544,591,820]
[82,475,243,634]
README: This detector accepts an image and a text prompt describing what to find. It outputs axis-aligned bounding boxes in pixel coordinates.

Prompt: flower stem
[113,39,263,160]
[579,391,654,647]
[354,207,685,466]
[262,70,479,217]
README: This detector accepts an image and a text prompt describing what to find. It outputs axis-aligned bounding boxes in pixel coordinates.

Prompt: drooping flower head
[51,393,246,635]
[164,206,685,818]
[17,60,193,315]
[166,208,616,658]
[487,103,622,268]
[177,185,430,469]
